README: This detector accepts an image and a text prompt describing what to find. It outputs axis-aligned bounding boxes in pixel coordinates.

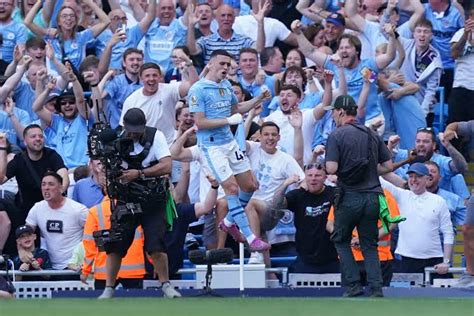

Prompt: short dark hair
[260,121,280,134]
[173,45,191,57]
[337,34,362,59]
[42,170,63,184]
[123,48,144,61]
[139,62,162,76]
[414,18,433,31]
[175,104,189,121]
[416,127,436,143]
[228,79,251,101]
[239,48,258,58]
[210,49,233,60]
[343,106,358,117]
[279,84,302,99]
[79,55,99,73]
[424,160,440,172]
[23,124,43,138]
[260,47,276,67]
[229,79,243,90]
[73,165,90,182]
[281,66,307,91]
[26,37,46,50]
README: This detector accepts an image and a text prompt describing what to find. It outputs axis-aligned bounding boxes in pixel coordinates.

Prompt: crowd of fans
[0,0,474,294]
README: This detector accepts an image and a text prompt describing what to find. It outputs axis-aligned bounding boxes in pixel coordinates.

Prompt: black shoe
[343,284,364,297]
[368,288,384,298]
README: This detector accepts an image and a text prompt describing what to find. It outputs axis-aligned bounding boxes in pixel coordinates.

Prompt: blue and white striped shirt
[197,31,254,64]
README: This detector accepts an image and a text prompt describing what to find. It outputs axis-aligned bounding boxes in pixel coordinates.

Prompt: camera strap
[123,127,157,169]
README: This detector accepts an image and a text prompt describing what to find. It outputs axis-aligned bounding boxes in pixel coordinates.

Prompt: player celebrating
[188,50,270,251]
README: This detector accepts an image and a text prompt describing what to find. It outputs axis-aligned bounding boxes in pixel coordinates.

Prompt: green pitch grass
[1,298,473,316]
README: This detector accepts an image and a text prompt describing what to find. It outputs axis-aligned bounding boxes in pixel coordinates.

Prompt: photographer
[98,108,181,299]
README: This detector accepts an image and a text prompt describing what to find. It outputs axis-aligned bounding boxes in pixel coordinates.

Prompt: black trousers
[400,256,452,282]
[448,87,474,124]
[357,260,393,287]
[331,192,382,289]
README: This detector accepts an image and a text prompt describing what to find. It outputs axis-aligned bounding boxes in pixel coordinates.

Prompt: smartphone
[360,66,377,83]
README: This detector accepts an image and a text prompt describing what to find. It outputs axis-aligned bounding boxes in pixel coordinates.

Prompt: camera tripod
[0,255,16,295]
[194,261,222,297]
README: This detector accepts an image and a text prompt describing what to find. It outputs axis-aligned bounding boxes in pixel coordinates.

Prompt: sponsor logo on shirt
[46,220,64,233]
[209,101,229,109]
[305,202,330,217]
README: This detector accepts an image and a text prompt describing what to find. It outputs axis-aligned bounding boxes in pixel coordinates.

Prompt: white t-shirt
[123,129,171,169]
[451,28,474,90]
[120,82,181,145]
[233,15,291,47]
[171,131,201,203]
[264,109,317,165]
[356,20,388,60]
[26,198,88,269]
[247,142,304,201]
[380,178,454,259]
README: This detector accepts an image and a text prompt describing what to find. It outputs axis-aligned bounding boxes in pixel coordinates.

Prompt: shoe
[248,238,271,252]
[218,220,246,243]
[342,283,364,297]
[98,286,115,299]
[162,282,182,298]
[368,287,384,297]
[454,273,474,288]
[248,251,264,264]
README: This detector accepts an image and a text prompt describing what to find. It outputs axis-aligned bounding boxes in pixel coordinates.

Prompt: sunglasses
[60,100,75,106]
[304,163,325,171]
[417,127,436,135]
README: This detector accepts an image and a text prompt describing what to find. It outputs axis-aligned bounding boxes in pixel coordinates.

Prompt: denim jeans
[331,192,382,289]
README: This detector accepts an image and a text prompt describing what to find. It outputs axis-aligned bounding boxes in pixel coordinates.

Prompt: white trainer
[248,251,264,264]
[98,286,115,299]
[162,282,182,298]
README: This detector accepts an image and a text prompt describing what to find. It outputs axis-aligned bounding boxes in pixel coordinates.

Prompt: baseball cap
[324,95,357,111]
[123,108,146,133]
[406,162,429,176]
[46,90,61,103]
[326,13,346,28]
[15,225,34,239]
[58,88,75,100]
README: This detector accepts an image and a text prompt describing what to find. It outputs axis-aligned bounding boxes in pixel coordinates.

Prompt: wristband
[0,147,7,151]
[211,185,219,190]
[7,113,14,118]
[90,83,98,87]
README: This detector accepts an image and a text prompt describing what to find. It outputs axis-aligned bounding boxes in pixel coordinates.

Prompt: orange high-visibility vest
[82,197,145,280]
[328,189,400,261]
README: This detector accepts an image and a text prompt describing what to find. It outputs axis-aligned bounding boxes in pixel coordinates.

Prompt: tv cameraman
[98,108,181,299]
